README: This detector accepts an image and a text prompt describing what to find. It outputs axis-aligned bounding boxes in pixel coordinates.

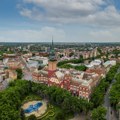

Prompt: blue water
[24,102,43,113]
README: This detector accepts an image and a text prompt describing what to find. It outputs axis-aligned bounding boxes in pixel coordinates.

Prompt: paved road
[103,79,118,120]
[104,67,120,120]
[20,56,30,71]
[0,79,8,90]
[20,56,33,81]
[23,71,32,81]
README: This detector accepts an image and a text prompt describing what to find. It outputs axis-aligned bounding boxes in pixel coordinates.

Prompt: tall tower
[48,38,57,77]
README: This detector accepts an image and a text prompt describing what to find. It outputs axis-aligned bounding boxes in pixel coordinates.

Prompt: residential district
[0,42,120,120]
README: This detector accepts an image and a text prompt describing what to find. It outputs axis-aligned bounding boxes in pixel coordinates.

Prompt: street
[23,71,32,81]
[103,67,120,120]
[103,79,118,120]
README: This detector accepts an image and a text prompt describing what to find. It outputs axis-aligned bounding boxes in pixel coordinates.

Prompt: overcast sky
[0,0,120,43]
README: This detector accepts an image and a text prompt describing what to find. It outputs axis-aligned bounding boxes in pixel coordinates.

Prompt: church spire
[52,36,53,46]
[51,36,54,50]
[49,37,56,61]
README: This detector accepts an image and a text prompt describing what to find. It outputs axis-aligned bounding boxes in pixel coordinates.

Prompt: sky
[0,0,120,43]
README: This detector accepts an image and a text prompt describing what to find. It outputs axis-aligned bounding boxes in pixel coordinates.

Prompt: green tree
[110,73,120,109]
[60,64,73,69]
[69,52,74,57]
[20,108,25,120]
[74,65,87,71]
[90,79,109,108]
[28,115,37,120]
[91,106,107,120]
[16,68,23,79]
[55,111,65,120]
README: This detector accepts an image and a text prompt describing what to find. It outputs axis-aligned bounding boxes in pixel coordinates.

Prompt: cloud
[89,28,120,42]
[90,30,112,37]
[0,26,120,43]
[0,27,66,42]
[18,0,120,27]
[20,8,32,18]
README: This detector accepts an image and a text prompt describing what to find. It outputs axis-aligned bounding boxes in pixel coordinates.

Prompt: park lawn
[21,94,73,120]
[40,106,61,120]
[41,106,74,120]
[20,92,74,120]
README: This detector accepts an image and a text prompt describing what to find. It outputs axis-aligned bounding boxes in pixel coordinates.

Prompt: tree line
[90,64,120,120]
[57,58,84,67]
[110,72,120,110]
[90,63,120,108]
[59,64,87,71]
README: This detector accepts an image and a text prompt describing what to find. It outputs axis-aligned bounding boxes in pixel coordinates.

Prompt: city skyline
[0,0,120,43]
